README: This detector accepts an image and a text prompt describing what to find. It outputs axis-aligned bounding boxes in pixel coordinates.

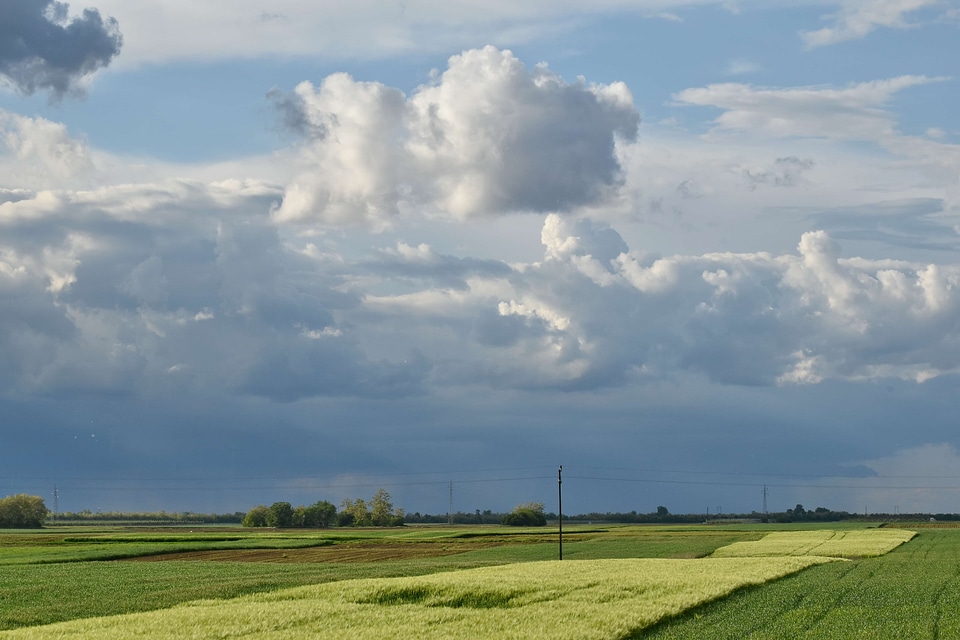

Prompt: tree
[313,500,337,527]
[502,502,547,526]
[339,491,404,527]
[292,505,308,528]
[516,501,545,514]
[267,501,294,528]
[656,506,669,516]
[242,505,270,527]
[340,498,370,526]
[0,494,48,528]
[370,488,394,526]
[295,500,337,528]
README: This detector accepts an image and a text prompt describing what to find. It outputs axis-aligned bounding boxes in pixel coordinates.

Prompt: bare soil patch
[126,541,507,563]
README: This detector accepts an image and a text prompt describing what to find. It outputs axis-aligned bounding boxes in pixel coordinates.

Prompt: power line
[10,463,960,485]
[568,474,960,491]
[0,466,549,484]
[572,465,960,480]
[36,475,554,493]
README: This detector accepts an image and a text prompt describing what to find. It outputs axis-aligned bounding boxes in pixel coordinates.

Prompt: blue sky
[2,0,960,517]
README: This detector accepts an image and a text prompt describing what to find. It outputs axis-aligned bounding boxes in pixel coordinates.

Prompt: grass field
[709,529,916,559]
[0,523,943,639]
[1,525,743,630]
[1,556,836,639]
[641,527,960,639]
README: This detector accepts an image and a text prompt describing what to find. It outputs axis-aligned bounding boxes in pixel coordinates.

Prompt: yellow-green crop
[0,557,835,640]
[710,529,915,559]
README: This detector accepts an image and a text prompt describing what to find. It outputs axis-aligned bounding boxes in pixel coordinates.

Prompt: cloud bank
[3,152,959,403]
[1,53,955,404]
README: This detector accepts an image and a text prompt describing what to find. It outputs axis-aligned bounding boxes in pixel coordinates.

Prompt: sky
[2,0,960,518]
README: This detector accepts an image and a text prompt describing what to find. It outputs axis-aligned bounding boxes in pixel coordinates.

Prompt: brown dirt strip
[125,541,509,563]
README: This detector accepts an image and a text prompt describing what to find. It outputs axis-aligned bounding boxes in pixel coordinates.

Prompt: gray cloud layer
[0,0,122,97]
[3,172,958,405]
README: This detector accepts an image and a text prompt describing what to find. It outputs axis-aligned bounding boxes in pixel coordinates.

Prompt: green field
[0,523,952,639]
[642,526,960,639]
[709,528,915,559]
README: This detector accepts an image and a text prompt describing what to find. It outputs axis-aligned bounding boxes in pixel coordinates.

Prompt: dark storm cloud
[0,0,122,98]
[0,272,78,392]
[266,87,327,139]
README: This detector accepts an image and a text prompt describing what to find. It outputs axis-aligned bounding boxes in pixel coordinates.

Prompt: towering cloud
[0,0,122,98]
[405,46,639,218]
[273,47,639,225]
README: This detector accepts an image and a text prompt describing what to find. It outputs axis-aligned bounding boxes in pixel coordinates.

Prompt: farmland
[708,528,915,559]
[0,523,954,639]
[645,525,960,639]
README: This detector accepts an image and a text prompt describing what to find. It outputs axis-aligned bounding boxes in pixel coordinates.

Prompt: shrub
[502,508,547,527]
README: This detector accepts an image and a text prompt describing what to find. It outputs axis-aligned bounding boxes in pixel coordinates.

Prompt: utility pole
[558,465,563,561]
[52,485,59,523]
[763,485,768,515]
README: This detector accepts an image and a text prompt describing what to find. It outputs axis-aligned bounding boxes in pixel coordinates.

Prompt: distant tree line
[565,506,712,525]
[404,509,505,525]
[403,502,551,526]
[9,490,960,528]
[56,510,245,525]
[241,489,405,529]
[407,505,697,525]
[242,500,337,528]
[403,504,928,525]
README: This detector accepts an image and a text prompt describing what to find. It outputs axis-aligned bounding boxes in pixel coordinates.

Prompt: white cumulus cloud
[274,47,639,227]
[0,110,94,189]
